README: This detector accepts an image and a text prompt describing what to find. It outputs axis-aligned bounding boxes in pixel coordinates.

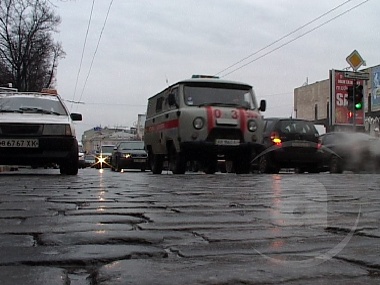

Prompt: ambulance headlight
[193,117,204,130]
[247,120,257,132]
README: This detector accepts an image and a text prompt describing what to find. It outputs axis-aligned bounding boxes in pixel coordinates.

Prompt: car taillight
[270,131,282,146]
[317,137,322,149]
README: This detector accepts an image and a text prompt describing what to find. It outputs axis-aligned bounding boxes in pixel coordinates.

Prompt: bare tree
[0,0,65,91]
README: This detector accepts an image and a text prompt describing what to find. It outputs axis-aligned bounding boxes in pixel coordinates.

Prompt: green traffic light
[355,102,362,110]
[354,84,364,110]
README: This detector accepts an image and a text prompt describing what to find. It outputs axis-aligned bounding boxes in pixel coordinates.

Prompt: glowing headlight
[193,117,204,130]
[247,120,257,132]
[43,124,72,135]
[124,153,132,158]
[97,156,106,163]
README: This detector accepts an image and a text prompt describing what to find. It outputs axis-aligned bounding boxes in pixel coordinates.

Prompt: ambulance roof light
[191,75,219,79]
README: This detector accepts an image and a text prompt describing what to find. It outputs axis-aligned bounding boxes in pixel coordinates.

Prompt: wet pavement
[0,168,380,284]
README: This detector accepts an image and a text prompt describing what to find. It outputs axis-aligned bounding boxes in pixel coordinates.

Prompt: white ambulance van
[144,75,266,174]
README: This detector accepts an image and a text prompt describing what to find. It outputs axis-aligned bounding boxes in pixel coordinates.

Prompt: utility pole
[353,79,356,131]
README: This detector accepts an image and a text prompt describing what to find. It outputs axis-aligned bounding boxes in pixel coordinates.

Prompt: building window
[314,104,318,120]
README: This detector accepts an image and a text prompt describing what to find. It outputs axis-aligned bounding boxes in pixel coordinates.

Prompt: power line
[215,0,353,76]
[75,101,146,107]
[76,0,114,109]
[217,0,370,78]
[70,0,95,111]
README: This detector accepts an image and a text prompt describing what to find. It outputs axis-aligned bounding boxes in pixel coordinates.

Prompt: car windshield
[101,146,114,153]
[119,141,144,150]
[0,95,67,115]
[183,84,255,109]
[279,120,318,135]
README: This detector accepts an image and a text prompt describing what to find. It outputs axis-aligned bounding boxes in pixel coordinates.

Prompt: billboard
[330,69,365,126]
[372,65,380,111]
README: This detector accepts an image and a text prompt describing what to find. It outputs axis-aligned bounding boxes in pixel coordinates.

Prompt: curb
[0,166,12,172]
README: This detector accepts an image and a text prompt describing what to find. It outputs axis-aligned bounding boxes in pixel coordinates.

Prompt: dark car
[110,141,148,172]
[0,89,82,175]
[319,132,380,173]
[255,118,321,173]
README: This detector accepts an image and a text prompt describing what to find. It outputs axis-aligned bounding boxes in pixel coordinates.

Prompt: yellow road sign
[346,50,364,71]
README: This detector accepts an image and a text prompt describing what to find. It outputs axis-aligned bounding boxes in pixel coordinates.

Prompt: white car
[0,89,82,175]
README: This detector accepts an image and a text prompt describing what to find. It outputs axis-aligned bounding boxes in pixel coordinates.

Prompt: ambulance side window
[156,97,164,113]
[168,87,178,109]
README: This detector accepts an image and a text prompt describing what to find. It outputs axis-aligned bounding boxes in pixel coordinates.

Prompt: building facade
[294,79,330,125]
[80,114,146,154]
[81,127,137,154]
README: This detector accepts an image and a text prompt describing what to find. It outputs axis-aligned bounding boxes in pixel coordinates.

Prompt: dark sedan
[256,118,322,173]
[110,141,148,172]
[319,132,380,173]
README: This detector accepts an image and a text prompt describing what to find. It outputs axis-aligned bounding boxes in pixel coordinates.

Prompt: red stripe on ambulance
[239,109,247,133]
[206,106,214,132]
[145,119,179,133]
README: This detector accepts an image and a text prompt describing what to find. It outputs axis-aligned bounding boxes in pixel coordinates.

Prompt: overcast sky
[51,0,379,140]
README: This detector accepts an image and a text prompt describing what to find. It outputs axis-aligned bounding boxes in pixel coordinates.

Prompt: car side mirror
[259,100,266,112]
[71,113,82,121]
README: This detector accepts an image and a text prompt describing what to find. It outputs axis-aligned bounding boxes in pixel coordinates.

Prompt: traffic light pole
[353,79,356,131]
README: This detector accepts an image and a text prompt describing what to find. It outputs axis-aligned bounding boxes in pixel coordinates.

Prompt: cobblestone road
[0,168,379,284]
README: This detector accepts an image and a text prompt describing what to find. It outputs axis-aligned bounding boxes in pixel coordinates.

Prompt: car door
[261,119,277,148]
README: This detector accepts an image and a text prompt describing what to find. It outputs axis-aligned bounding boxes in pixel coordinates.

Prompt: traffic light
[347,86,354,110]
[347,110,353,123]
[354,84,364,110]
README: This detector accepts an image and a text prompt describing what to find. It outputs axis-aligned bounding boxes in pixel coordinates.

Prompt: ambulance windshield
[183,83,256,109]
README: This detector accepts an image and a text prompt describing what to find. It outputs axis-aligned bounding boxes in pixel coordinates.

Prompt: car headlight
[193,117,204,130]
[124,153,132,158]
[247,120,257,132]
[43,124,72,135]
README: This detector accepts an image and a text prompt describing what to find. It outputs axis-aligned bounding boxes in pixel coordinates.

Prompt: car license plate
[134,159,146,163]
[0,139,39,148]
[215,139,240,146]
[291,142,310,147]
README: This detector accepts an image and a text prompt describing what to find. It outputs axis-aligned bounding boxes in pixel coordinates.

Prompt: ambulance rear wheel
[169,145,186,174]
[149,151,164,174]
